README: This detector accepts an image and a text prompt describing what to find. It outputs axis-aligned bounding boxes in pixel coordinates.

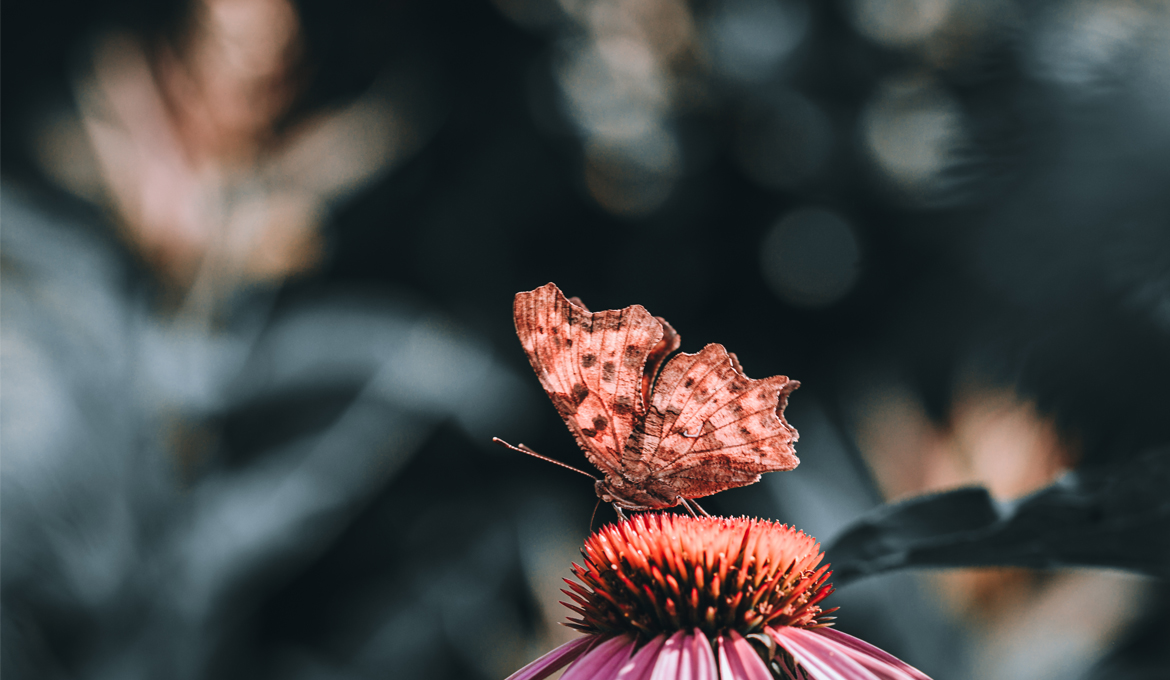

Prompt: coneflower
[509,513,931,680]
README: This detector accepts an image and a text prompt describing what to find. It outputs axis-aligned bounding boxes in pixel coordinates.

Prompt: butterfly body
[513,283,800,511]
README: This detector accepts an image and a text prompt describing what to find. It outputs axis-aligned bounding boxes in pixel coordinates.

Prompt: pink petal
[767,628,877,680]
[812,628,931,680]
[615,634,669,680]
[678,629,718,680]
[648,630,687,680]
[768,627,933,680]
[717,630,773,680]
[562,635,639,680]
[506,635,599,680]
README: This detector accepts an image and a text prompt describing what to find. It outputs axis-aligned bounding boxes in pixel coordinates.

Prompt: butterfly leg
[613,505,629,522]
[686,498,712,517]
[679,497,699,518]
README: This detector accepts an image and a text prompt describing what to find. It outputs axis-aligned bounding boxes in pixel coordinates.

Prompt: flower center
[562,513,836,638]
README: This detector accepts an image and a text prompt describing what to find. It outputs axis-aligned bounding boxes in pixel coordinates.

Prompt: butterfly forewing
[513,283,663,480]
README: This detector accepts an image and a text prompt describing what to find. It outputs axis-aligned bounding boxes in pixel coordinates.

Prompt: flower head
[565,513,834,637]
[509,514,933,680]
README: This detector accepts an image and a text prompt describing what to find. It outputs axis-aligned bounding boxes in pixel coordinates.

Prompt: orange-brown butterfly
[495,283,799,516]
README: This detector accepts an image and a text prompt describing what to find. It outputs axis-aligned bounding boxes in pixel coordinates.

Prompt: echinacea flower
[508,513,932,680]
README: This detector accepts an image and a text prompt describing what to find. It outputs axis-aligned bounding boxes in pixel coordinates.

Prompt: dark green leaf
[826,448,1170,584]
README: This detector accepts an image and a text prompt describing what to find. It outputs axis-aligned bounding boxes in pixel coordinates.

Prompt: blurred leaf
[826,448,1170,583]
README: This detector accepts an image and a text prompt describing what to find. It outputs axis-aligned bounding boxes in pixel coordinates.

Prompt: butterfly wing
[513,283,666,479]
[636,343,799,499]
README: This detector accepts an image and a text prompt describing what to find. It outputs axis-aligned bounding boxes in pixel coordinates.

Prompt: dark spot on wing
[684,377,695,388]
[565,339,574,348]
[551,393,578,416]
[728,381,744,393]
[581,428,597,438]
[602,361,616,383]
[593,415,609,432]
[571,383,590,406]
[739,426,751,437]
[623,344,641,367]
[582,353,597,368]
[614,395,634,416]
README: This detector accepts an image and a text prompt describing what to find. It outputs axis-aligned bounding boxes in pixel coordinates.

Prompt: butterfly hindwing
[656,463,765,500]
[640,343,799,498]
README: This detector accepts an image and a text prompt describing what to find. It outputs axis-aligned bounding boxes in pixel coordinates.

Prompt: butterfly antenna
[492,438,598,480]
[589,497,601,533]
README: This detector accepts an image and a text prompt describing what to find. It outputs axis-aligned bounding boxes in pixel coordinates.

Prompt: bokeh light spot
[849,0,952,47]
[584,136,679,216]
[1028,0,1145,92]
[860,76,965,198]
[705,0,809,82]
[760,208,861,307]
[558,37,667,141]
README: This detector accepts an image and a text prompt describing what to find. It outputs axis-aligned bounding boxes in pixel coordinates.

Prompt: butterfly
[496,282,799,516]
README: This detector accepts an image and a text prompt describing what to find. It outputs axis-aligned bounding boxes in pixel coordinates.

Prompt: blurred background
[3,0,1168,678]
